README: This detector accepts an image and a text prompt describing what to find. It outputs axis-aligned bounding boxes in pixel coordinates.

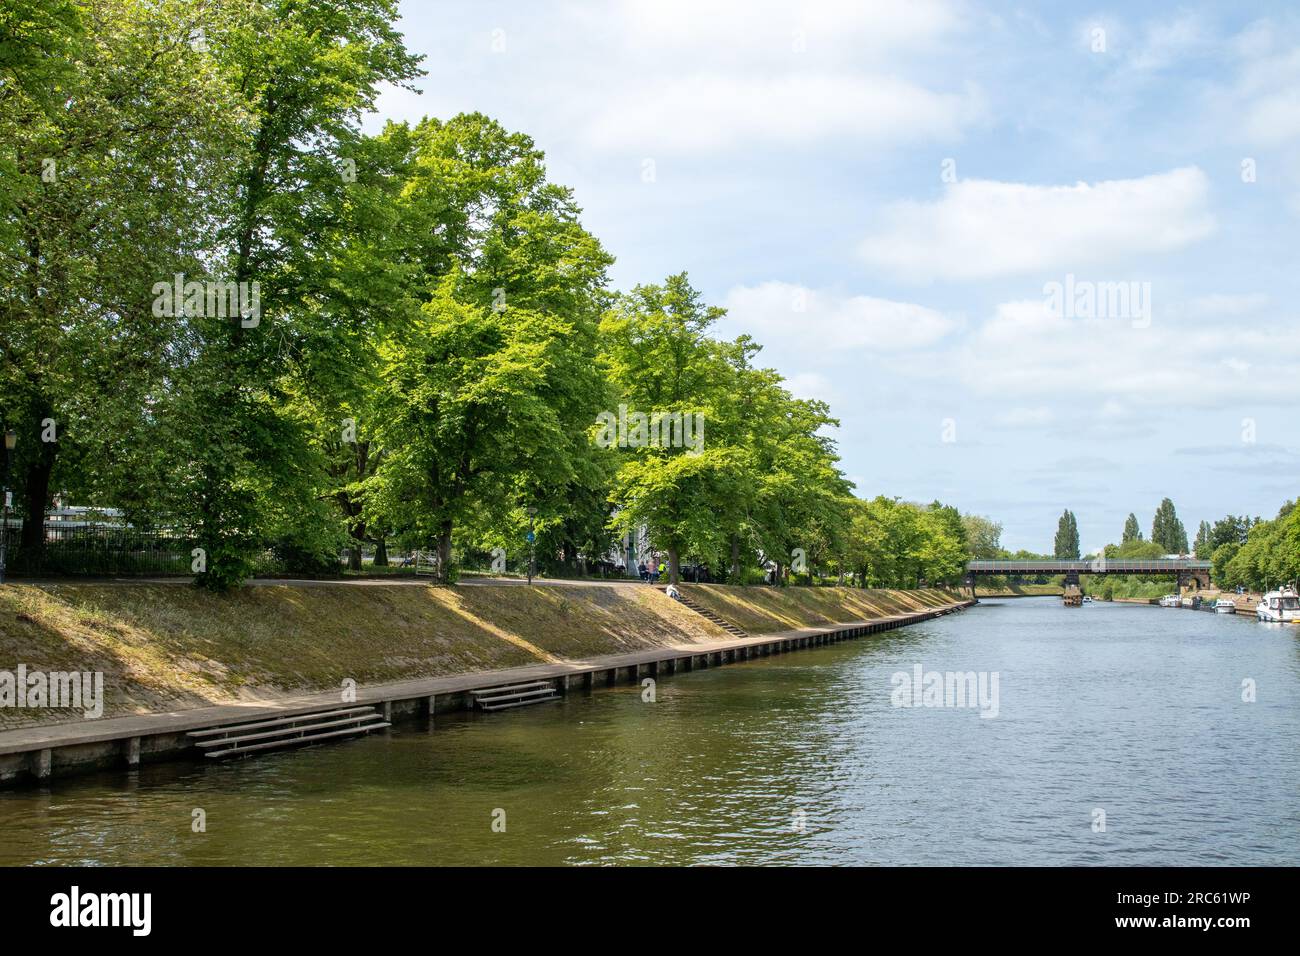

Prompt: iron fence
[0,521,197,577]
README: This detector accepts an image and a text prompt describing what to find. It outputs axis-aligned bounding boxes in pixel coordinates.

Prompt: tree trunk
[373,538,388,566]
[347,519,366,571]
[730,535,741,584]
[668,545,680,585]
[436,521,453,584]
[19,439,56,561]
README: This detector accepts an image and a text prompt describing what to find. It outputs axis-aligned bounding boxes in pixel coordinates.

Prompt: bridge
[966,559,1212,590]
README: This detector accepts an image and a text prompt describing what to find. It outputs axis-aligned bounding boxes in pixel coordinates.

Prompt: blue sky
[362,0,1300,554]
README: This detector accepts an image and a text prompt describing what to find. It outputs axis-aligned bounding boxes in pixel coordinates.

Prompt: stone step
[479,695,563,713]
[473,686,560,707]
[204,722,391,759]
[193,713,388,749]
[189,704,389,759]
[472,681,561,711]
[187,706,377,739]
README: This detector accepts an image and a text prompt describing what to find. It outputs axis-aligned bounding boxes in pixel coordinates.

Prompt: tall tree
[600,274,746,585]
[1193,520,1213,559]
[176,0,424,589]
[1122,513,1142,544]
[961,514,1003,559]
[1150,498,1188,554]
[369,114,613,582]
[0,0,240,564]
[1054,509,1080,559]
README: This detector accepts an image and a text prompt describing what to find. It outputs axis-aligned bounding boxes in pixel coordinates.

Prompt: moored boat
[1214,598,1237,614]
[1256,585,1299,623]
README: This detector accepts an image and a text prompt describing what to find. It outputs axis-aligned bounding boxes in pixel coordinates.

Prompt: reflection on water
[1,597,1297,865]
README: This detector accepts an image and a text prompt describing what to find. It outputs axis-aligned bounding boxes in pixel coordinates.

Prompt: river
[1,596,1296,865]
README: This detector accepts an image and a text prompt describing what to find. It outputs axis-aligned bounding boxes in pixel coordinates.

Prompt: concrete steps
[471,680,560,711]
[187,705,390,759]
[667,590,751,638]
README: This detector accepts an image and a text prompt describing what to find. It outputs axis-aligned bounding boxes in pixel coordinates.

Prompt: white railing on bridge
[967,559,1212,572]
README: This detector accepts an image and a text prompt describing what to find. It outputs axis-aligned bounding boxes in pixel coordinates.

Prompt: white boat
[1082,595,1094,603]
[1159,594,1180,608]
[1256,586,1300,623]
[1214,598,1237,614]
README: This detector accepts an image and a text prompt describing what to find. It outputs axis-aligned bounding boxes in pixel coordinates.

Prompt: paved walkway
[0,602,971,756]
[14,575,646,588]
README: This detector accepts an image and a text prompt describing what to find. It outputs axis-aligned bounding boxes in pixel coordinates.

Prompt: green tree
[600,274,749,585]
[1193,520,1213,559]
[1150,498,1188,554]
[1218,501,1300,592]
[376,273,604,583]
[1054,509,1080,559]
[0,0,241,564]
[962,515,1003,559]
[1122,513,1142,544]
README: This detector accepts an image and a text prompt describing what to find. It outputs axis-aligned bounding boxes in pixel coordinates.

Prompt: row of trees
[1207,506,1297,592]
[1100,502,1295,594]
[1051,499,1195,563]
[0,0,984,591]
[1117,499,1190,554]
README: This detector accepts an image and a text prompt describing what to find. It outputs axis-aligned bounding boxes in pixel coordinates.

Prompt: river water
[1,597,1296,865]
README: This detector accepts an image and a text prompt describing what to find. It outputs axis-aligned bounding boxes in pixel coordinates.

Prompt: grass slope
[0,582,729,727]
[679,585,960,634]
[0,581,963,727]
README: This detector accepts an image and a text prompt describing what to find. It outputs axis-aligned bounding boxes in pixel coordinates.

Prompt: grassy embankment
[680,585,963,634]
[0,582,961,727]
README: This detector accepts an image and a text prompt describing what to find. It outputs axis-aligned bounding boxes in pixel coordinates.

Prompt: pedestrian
[638,561,648,582]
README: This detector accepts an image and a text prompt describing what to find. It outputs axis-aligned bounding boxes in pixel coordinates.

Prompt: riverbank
[0,582,961,728]
[0,583,969,785]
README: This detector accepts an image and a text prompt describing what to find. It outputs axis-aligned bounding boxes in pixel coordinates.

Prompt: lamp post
[525,506,537,585]
[0,429,15,585]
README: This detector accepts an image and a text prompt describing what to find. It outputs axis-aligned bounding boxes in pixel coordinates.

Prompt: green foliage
[846,497,966,587]
[1122,513,1142,544]
[14,0,1229,598]
[1054,509,1080,559]
[1214,502,1300,591]
[962,515,1002,559]
[1150,498,1189,554]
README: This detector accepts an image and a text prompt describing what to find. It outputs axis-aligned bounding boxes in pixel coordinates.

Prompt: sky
[361,0,1300,555]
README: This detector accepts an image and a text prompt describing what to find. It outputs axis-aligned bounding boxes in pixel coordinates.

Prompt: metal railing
[967,559,1211,573]
[0,521,197,577]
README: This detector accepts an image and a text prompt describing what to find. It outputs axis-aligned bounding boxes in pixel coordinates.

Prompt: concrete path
[12,575,645,588]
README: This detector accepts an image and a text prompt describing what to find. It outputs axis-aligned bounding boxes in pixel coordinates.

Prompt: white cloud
[1130,14,1210,71]
[1229,22,1300,146]
[951,298,1300,409]
[996,406,1054,427]
[783,371,836,402]
[721,282,962,355]
[1182,292,1270,319]
[857,167,1215,281]
[616,0,966,63]
[583,74,983,153]
[576,0,984,152]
